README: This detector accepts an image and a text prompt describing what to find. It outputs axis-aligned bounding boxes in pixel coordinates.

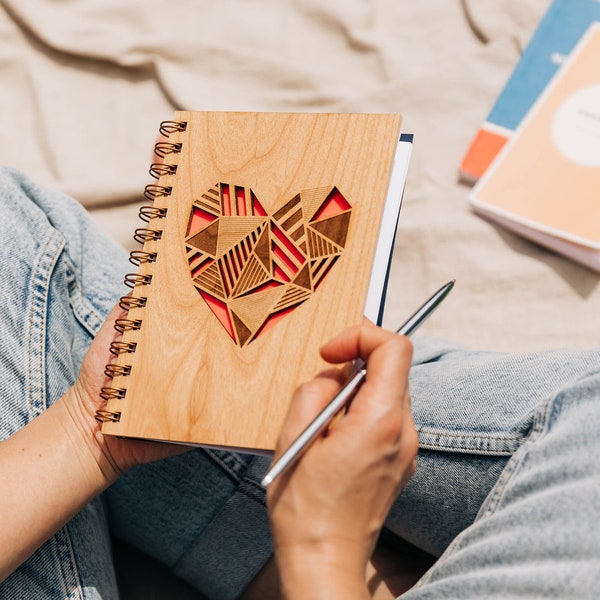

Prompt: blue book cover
[461,0,600,182]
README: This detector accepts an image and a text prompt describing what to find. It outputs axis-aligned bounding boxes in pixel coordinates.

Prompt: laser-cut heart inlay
[185,182,352,346]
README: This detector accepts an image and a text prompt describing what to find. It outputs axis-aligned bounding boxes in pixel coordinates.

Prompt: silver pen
[261,279,455,488]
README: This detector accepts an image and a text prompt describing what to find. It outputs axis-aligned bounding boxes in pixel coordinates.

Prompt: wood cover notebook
[97,111,408,452]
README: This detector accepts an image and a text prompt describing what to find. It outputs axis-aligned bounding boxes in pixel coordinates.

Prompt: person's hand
[62,303,186,484]
[267,321,418,599]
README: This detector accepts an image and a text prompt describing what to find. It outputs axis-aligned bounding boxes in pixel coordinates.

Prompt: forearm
[0,390,116,581]
[267,324,418,600]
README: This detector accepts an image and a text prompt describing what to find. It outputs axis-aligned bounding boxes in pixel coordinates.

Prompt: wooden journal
[97,111,411,453]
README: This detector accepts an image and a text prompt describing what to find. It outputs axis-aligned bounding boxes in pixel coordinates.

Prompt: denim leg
[0,167,273,600]
[107,451,273,600]
[0,166,128,599]
[5,165,598,598]
[392,337,600,598]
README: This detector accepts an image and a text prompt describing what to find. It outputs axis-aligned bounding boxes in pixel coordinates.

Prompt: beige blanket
[2,0,598,352]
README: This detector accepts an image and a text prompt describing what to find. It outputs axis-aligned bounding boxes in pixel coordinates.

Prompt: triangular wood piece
[187,219,220,256]
[232,311,253,346]
[232,253,272,297]
[273,194,302,227]
[299,187,332,222]
[273,285,312,311]
[311,187,352,221]
[254,226,271,270]
[216,217,267,256]
[309,211,351,248]
[306,227,342,258]
[229,283,285,333]
[292,263,312,290]
[193,261,225,298]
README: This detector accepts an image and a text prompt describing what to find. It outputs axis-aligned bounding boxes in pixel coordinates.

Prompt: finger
[322,324,413,418]
[274,324,414,466]
[77,302,131,399]
[321,320,413,372]
[274,371,342,457]
[94,303,128,350]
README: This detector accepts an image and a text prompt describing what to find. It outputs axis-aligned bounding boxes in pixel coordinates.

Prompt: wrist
[275,542,371,600]
[57,386,122,488]
[0,390,120,577]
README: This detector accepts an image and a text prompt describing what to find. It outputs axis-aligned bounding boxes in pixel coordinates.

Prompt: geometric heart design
[185,182,352,346]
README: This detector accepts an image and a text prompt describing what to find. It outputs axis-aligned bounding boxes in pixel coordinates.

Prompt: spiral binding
[109,341,138,355]
[134,228,163,244]
[104,364,132,377]
[139,206,167,223]
[149,163,178,179]
[119,296,147,310]
[129,250,158,266]
[143,184,172,201]
[123,273,153,288]
[100,387,127,401]
[96,119,187,424]
[114,318,142,333]
[154,142,182,159]
[159,120,187,136]
[95,410,121,423]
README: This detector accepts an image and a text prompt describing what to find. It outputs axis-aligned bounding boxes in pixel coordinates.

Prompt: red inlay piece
[190,257,213,278]
[235,244,245,266]
[187,207,217,236]
[314,258,337,289]
[252,191,267,216]
[273,244,298,275]
[273,264,291,282]
[221,184,231,216]
[235,186,246,216]
[199,291,235,340]
[242,280,282,297]
[256,281,282,291]
[272,224,305,264]
[312,187,351,221]
[255,307,296,339]
[219,261,231,296]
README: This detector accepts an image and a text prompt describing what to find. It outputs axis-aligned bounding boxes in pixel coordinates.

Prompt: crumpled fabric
[4,0,599,354]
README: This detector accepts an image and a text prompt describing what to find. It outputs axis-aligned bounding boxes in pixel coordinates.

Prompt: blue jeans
[1,166,599,598]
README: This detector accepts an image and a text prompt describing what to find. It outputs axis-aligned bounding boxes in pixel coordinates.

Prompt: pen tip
[261,475,272,488]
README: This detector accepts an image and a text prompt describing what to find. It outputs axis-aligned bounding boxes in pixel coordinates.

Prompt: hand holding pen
[266,290,453,594]
[262,280,455,487]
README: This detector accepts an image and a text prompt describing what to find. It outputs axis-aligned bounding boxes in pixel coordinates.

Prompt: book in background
[470,24,600,273]
[460,0,600,184]
[97,111,412,453]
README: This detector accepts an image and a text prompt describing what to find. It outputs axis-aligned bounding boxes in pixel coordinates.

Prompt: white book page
[364,135,413,323]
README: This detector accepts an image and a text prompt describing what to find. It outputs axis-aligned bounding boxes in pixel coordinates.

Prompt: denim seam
[56,528,84,600]
[474,392,552,520]
[417,427,523,456]
[410,393,554,590]
[238,477,268,507]
[24,228,84,599]
[63,255,105,337]
[204,449,248,483]
[26,228,64,417]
